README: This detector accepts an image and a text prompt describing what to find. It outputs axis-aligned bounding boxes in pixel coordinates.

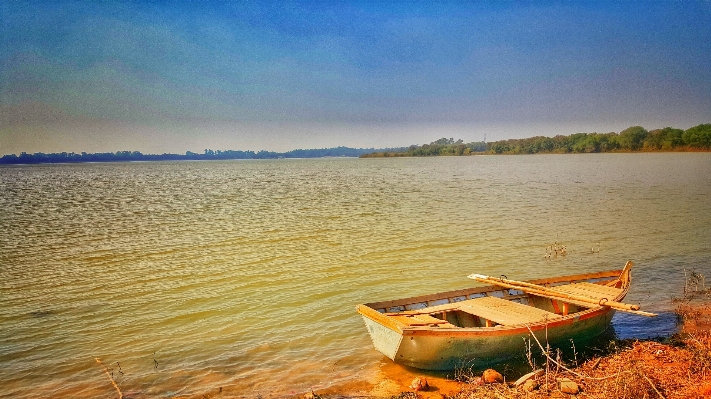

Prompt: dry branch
[640,372,666,399]
[524,324,624,381]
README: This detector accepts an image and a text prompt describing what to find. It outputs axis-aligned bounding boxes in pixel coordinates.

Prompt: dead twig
[95,358,123,399]
[640,372,666,399]
[591,357,602,369]
[524,324,625,381]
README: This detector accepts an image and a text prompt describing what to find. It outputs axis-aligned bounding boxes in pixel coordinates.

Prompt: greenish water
[1,153,710,398]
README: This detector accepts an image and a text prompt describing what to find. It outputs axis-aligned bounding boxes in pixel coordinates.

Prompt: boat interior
[362,270,627,329]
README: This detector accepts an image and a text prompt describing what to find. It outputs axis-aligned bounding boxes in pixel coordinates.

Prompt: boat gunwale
[361,269,624,310]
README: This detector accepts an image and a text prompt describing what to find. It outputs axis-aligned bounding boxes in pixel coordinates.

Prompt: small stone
[409,376,429,391]
[513,369,543,386]
[522,379,539,392]
[558,378,579,395]
[482,368,504,384]
[303,389,321,399]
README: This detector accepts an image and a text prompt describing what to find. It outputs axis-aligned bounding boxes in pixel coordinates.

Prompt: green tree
[619,126,648,150]
[645,127,684,150]
[682,124,711,149]
[662,127,684,149]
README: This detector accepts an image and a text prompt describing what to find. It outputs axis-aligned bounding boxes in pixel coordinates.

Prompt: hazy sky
[1,1,710,154]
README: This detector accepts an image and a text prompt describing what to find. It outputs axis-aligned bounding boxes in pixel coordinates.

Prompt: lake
[1,153,710,398]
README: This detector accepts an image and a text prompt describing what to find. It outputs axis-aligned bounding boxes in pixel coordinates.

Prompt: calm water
[1,154,710,398]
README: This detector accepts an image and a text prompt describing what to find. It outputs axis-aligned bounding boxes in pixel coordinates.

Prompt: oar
[472,273,640,309]
[468,274,657,317]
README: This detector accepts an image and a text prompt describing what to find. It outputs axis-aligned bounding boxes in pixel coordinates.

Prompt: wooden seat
[390,314,457,328]
[549,282,623,302]
[406,297,493,314]
[457,296,561,326]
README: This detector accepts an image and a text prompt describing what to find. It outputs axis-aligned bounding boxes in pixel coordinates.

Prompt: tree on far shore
[360,123,711,157]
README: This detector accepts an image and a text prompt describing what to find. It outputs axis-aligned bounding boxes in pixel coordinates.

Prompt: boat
[356,261,654,370]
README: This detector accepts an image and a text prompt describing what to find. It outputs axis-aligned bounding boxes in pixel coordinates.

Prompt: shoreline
[360,147,711,158]
[2,148,710,166]
[297,297,711,399]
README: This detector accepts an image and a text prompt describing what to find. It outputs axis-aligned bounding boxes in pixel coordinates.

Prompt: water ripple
[1,154,710,397]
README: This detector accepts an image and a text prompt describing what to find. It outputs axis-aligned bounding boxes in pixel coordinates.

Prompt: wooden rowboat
[356,261,652,370]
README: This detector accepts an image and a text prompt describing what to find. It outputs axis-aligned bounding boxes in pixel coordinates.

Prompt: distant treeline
[0,146,405,165]
[360,124,711,157]
[3,124,709,164]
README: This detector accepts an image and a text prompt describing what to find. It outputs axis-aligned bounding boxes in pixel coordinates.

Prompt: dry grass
[444,332,711,399]
[445,300,711,399]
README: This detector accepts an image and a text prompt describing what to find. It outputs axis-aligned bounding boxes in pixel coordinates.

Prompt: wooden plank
[384,310,421,316]
[389,314,457,328]
[573,282,623,297]
[411,314,458,328]
[389,315,431,326]
[366,286,495,310]
[412,314,449,324]
[457,296,561,326]
[405,297,488,314]
[550,282,623,301]
[525,270,622,286]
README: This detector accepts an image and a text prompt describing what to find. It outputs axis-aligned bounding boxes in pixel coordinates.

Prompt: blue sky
[1,1,710,154]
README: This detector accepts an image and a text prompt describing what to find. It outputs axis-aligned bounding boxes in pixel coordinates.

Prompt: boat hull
[372,308,615,370]
[357,265,633,370]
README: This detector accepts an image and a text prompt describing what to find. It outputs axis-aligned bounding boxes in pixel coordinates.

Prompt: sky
[1,1,710,155]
